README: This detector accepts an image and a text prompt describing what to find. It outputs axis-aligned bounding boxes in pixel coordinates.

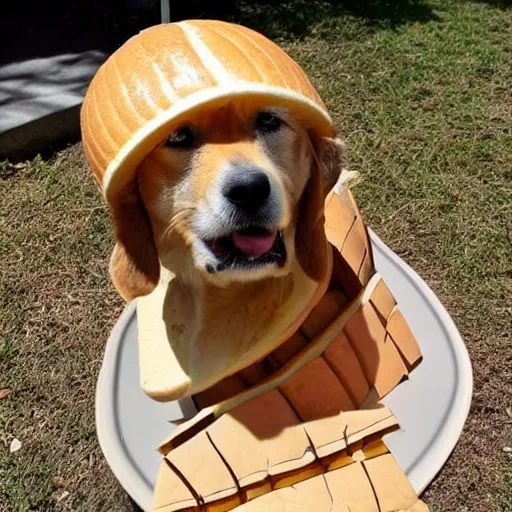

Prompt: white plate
[96,230,473,511]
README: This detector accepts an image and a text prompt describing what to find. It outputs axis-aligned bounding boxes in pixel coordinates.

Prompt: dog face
[137,102,316,284]
[109,100,344,300]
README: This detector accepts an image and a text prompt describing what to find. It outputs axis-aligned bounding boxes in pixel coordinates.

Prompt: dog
[109,100,345,394]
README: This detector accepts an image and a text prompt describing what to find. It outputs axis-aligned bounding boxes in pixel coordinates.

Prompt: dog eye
[255,112,282,133]
[164,126,195,148]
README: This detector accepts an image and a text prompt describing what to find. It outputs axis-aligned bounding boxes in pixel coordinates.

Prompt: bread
[155,187,423,453]
[80,20,335,207]
[137,251,331,401]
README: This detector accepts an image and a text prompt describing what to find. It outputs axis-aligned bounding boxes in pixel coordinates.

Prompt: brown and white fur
[109,101,344,390]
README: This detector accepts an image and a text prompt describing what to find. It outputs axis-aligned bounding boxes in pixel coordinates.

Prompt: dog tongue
[232,230,277,258]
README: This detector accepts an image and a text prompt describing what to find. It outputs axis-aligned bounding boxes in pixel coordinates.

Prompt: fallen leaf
[56,491,70,503]
[9,438,22,453]
[0,389,10,399]
[506,407,512,419]
[503,446,512,453]
[53,476,66,487]
[422,100,436,111]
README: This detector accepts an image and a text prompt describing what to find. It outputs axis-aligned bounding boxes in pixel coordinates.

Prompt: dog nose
[223,170,271,212]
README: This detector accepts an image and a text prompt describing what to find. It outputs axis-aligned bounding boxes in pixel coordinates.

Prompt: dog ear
[316,135,345,193]
[294,141,328,282]
[294,135,345,282]
[109,186,160,301]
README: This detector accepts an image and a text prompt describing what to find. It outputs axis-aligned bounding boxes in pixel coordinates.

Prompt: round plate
[96,230,473,511]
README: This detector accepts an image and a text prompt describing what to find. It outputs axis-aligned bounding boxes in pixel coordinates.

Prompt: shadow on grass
[476,0,512,8]
[169,0,440,40]
[1,0,439,161]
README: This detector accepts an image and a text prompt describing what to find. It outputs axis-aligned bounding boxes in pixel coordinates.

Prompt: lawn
[1,0,511,510]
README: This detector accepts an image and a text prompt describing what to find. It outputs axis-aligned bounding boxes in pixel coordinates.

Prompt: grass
[1,0,511,510]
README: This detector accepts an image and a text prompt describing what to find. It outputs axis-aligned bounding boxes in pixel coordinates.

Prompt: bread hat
[80,19,335,204]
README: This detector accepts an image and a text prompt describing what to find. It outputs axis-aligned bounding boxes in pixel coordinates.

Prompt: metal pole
[161,0,170,23]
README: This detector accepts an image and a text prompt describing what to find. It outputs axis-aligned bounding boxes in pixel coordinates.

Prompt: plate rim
[95,230,473,510]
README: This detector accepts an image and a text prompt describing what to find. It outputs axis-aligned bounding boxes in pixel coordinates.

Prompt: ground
[1,0,511,510]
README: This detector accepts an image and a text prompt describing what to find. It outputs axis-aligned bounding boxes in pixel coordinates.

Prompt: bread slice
[137,251,331,401]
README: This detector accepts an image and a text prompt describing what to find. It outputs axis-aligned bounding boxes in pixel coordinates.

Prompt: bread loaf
[81,20,335,205]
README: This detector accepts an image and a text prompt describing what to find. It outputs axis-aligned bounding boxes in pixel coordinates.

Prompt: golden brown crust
[81,21,335,205]
[151,401,418,511]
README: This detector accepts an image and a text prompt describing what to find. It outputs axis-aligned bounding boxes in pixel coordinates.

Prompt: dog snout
[222,168,271,214]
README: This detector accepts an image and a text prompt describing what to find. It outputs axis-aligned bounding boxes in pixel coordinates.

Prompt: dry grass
[0,148,128,511]
[1,0,511,511]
